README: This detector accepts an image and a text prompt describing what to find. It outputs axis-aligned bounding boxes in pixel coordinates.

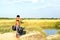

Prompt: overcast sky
[0,0,60,18]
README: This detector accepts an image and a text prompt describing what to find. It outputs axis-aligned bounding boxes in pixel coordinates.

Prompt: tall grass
[0,19,60,33]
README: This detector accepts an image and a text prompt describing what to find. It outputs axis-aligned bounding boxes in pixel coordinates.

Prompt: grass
[0,19,60,34]
[0,19,60,40]
[21,19,60,29]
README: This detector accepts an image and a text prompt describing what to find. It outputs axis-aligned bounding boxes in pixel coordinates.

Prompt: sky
[0,0,60,18]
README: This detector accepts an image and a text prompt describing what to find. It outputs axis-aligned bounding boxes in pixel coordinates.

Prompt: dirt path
[0,32,17,40]
[0,31,46,40]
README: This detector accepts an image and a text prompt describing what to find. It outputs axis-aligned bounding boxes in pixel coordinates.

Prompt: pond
[44,29,58,36]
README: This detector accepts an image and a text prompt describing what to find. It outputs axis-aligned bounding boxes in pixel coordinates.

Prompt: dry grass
[21,20,60,28]
[0,19,60,33]
[46,34,60,40]
[0,19,60,40]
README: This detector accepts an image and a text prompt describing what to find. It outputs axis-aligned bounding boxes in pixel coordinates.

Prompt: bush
[57,30,60,34]
[55,22,60,29]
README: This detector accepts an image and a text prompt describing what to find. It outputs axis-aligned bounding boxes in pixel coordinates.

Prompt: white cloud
[31,0,60,10]
[40,0,45,3]
[32,0,39,3]
[1,0,60,8]
[1,0,40,4]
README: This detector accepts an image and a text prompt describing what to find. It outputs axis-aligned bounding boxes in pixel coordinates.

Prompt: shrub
[55,22,60,29]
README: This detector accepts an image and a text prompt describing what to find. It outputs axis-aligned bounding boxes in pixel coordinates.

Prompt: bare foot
[16,34,20,40]
[16,34,19,38]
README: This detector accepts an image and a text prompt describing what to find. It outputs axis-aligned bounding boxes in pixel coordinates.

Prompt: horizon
[0,17,60,19]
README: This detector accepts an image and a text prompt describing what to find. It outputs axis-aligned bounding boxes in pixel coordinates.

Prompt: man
[15,15,20,38]
[12,15,26,38]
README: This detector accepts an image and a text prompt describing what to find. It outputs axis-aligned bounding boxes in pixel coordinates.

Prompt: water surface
[44,29,57,35]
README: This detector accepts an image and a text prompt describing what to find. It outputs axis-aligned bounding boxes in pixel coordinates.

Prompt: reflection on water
[44,29,57,35]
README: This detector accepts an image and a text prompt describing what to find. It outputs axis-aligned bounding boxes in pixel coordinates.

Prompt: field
[0,19,60,33]
[0,18,60,40]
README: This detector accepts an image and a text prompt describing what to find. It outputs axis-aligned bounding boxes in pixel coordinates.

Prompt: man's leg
[16,33,19,38]
[16,26,20,38]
